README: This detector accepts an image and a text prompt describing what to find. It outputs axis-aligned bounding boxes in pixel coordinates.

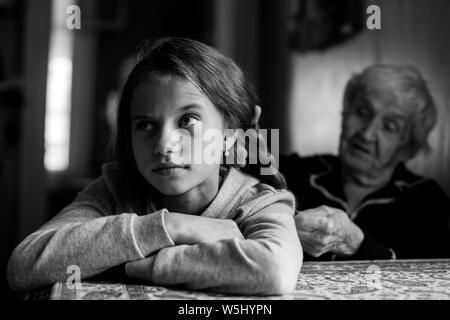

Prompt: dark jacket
[279,154,450,261]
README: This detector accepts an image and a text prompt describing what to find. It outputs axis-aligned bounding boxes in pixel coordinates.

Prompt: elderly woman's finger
[295,208,330,232]
[298,230,331,257]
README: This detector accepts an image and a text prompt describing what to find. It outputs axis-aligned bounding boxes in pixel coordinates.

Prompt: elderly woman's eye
[384,120,400,133]
[354,105,371,119]
[179,114,200,128]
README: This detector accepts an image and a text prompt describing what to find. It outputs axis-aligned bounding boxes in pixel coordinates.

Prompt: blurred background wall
[0,0,449,298]
[287,0,450,196]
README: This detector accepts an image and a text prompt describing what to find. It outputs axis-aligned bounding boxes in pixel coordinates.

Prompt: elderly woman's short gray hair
[342,64,437,158]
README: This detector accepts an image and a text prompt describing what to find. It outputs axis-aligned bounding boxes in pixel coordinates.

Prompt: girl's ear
[252,105,262,129]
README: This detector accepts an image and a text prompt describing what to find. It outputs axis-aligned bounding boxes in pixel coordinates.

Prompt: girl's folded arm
[7,178,175,292]
[125,194,303,296]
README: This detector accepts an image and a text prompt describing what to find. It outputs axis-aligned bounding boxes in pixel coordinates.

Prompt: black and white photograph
[1,0,449,311]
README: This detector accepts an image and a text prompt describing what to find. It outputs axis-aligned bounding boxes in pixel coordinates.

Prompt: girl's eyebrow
[131,104,204,121]
[131,114,156,122]
[177,103,203,113]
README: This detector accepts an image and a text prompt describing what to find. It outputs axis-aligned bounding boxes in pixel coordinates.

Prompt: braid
[232,117,287,190]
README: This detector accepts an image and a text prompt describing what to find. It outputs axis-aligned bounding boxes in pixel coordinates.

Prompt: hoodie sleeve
[125,188,302,296]
[7,177,175,292]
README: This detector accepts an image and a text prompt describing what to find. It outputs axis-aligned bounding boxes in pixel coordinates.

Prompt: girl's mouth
[153,165,189,176]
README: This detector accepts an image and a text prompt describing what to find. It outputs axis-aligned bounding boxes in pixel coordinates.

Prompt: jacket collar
[309,156,426,217]
[201,166,259,219]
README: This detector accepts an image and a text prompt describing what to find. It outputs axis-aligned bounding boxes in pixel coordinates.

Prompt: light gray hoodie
[8,163,302,295]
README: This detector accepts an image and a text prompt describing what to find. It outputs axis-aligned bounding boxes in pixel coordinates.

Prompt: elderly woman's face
[339,88,412,176]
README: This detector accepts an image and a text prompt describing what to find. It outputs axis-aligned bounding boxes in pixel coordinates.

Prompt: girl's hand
[164,212,244,245]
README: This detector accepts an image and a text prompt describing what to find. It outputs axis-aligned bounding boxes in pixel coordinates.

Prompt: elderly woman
[280,64,450,260]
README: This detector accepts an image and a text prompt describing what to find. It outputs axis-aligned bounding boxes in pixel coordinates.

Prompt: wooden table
[48,259,450,300]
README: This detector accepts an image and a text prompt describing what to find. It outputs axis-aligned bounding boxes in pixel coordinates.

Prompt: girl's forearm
[7,210,174,292]
[164,212,244,245]
[125,237,302,296]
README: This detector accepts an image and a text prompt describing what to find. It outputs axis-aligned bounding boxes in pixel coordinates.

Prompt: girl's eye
[179,115,200,128]
[135,121,154,132]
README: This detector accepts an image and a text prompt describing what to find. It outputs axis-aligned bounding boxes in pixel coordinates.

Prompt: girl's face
[130,75,226,196]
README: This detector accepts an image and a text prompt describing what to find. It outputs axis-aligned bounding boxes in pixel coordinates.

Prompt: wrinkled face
[339,87,412,177]
[130,76,225,196]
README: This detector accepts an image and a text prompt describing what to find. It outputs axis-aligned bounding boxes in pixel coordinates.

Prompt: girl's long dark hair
[113,37,285,214]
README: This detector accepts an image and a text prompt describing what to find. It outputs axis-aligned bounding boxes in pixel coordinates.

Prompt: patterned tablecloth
[48,259,450,300]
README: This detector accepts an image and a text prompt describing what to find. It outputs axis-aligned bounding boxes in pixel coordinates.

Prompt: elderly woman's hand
[295,206,364,258]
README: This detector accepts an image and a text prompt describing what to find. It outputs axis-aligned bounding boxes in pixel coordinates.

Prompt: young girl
[8,38,302,295]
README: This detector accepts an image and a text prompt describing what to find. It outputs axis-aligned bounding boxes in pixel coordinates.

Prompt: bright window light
[44,0,75,172]
[44,57,73,171]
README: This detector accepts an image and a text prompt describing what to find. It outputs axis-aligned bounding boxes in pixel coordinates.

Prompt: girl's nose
[154,126,183,156]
